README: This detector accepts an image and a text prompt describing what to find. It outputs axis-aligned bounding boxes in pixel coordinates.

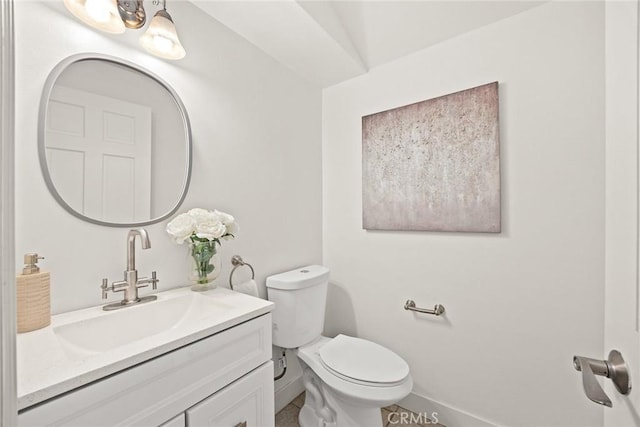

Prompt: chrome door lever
[573,350,631,407]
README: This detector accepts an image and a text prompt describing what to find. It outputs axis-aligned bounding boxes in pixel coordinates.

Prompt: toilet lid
[318,335,409,384]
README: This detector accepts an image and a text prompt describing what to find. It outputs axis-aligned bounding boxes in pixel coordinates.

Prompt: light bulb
[152,35,173,53]
[63,0,125,34]
[85,0,111,23]
[140,8,186,60]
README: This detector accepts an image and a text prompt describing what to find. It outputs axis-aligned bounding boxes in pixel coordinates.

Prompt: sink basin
[17,286,274,411]
[54,292,224,355]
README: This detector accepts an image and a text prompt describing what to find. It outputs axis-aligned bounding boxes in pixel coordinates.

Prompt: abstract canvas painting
[362,82,501,232]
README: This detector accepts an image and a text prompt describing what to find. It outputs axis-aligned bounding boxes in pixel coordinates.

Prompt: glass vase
[187,240,221,291]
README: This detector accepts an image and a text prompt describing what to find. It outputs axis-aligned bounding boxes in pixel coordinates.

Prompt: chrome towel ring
[229,255,255,290]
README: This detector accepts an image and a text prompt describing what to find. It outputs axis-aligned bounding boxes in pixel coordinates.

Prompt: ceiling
[191,1,546,88]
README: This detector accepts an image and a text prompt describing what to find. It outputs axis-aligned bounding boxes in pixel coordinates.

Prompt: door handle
[573,350,631,407]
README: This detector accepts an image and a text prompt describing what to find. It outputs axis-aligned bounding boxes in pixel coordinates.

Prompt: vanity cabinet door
[186,362,274,427]
[160,413,186,427]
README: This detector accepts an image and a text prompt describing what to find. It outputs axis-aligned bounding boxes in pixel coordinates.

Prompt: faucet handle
[101,278,109,299]
[135,271,159,290]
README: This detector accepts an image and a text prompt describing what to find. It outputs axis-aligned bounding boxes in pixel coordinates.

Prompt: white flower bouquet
[166,208,239,285]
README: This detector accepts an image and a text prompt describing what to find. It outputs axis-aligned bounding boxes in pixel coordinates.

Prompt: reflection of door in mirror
[39,54,192,227]
[46,85,152,223]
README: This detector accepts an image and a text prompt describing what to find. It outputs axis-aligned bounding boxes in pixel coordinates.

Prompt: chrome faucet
[101,228,159,311]
[127,228,150,271]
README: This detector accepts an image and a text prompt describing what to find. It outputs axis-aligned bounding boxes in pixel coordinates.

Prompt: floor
[275,393,446,427]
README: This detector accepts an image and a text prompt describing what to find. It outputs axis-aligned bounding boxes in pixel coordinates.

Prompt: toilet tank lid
[266,265,330,290]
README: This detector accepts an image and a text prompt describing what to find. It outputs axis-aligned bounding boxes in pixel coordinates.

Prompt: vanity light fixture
[63,0,186,60]
[139,0,186,60]
[118,0,146,29]
[63,0,126,34]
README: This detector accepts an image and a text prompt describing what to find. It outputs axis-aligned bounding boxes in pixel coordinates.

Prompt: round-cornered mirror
[38,53,192,227]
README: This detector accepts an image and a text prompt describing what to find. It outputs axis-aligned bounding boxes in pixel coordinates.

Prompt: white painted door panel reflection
[45,85,151,223]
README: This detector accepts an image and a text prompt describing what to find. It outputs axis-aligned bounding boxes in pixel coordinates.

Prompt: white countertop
[17,286,273,411]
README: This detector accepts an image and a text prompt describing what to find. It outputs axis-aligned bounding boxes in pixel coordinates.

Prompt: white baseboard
[274,375,496,427]
[398,392,498,427]
[275,373,304,414]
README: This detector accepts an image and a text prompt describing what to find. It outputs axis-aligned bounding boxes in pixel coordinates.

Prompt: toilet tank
[266,265,330,349]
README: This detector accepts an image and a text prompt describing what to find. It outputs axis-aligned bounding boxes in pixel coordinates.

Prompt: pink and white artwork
[362,82,501,232]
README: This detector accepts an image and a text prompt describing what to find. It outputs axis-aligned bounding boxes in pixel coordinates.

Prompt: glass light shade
[63,0,125,34]
[140,10,186,60]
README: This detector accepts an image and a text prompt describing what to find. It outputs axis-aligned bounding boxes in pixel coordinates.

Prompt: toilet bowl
[266,266,413,427]
[298,335,413,424]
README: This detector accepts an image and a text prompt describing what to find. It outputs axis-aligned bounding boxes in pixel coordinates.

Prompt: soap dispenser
[16,253,51,333]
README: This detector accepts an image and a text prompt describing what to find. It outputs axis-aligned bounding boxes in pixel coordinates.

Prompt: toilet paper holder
[573,350,631,407]
[229,255,255,290]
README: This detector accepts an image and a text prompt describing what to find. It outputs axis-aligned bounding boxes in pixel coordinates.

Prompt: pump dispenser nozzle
[22,253,44,275]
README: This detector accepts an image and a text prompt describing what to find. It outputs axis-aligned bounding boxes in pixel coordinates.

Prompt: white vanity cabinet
[18,313,275,427]
[158,362,274,427]
[185,362,273,427]
[160,414,186,427]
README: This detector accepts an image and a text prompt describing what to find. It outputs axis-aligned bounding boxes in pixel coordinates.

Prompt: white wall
[14,1,322,314]
[322,2,604,426]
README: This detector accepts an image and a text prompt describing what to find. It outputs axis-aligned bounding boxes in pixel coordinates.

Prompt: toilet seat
[296,336,413,409]
[318,334,410,387]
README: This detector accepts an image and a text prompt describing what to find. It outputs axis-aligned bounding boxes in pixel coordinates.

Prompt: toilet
[266,265,413,427]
